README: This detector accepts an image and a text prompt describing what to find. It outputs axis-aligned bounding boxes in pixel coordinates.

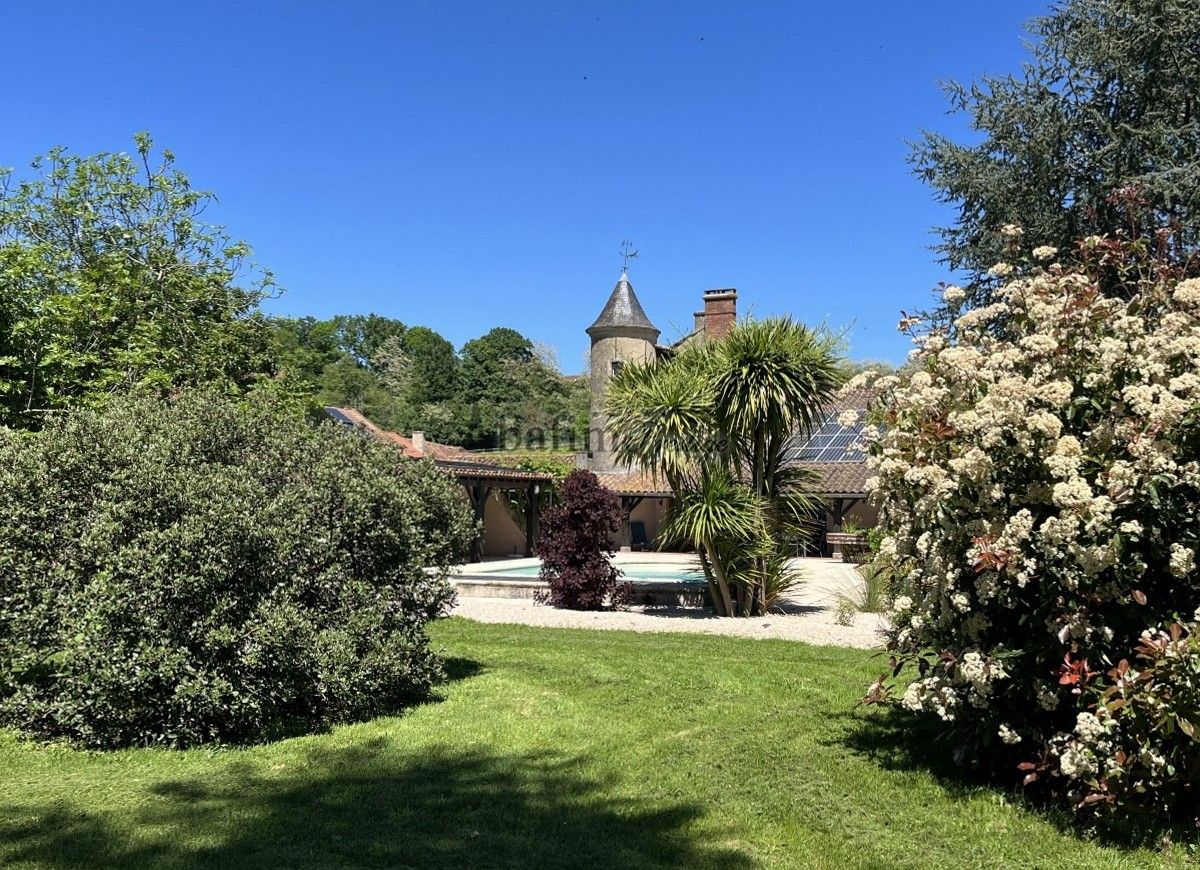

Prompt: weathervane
[619,239,639,274]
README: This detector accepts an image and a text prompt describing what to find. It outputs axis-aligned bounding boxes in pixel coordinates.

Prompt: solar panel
[325,407,358,429]
[785,411,866,463]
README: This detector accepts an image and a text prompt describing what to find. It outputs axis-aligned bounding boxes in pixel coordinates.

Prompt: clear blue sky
[5,0,1047,372]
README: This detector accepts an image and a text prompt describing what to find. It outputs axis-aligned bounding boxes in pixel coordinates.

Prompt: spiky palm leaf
[602,315,845,617]
[660,469,767,552]
[604,351,719,486]
[760,548,806,613]
[712,318,843,443]
[771,463,827,538]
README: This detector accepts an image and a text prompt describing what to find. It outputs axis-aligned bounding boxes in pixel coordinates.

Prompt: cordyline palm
[606,317,843,616]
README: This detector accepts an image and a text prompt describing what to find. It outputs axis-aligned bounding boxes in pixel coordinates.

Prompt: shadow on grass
[836,706,1184,850]
[260,654,485,744]
[0,740,753,869]
[832,706,992,798]
[441,655,485,683]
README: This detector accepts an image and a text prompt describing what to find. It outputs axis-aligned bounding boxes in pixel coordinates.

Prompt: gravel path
[451,558,888,649]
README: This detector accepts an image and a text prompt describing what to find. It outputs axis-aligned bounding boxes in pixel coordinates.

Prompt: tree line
[0,134,586,448]
[271,314,588,448]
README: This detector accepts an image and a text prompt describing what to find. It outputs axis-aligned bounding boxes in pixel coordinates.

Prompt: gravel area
[451,557,888,649]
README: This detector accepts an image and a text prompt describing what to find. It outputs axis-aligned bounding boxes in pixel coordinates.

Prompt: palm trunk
[697,548,725,616]
[704,539,735,617]
[729,580,748,614]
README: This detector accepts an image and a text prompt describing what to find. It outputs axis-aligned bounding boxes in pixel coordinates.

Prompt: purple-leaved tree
[537,470,627,610]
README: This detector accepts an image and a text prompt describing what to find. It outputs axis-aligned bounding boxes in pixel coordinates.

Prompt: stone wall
[587,333,657,472]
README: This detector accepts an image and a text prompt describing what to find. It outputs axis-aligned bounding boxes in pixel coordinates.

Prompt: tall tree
[912,0,1200,309]
[606,318,843,617]
[400,326,458,406]
[459,327,534,400]
[0,135,275,427]
[334,314,407,368]
[456,327,584,448]
[269,316,343,386]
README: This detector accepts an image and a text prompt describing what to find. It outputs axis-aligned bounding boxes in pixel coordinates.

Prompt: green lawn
[0,619,1189,869]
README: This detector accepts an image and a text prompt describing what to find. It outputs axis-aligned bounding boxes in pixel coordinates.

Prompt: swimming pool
[475,561,705,583]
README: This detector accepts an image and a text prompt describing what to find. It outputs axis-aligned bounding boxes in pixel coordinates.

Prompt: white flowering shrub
[861,240,1200,823]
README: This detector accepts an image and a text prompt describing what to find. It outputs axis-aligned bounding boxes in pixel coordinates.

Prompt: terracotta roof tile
[594,469,673,497]
[324,407,550,484]
[797,462,871,497]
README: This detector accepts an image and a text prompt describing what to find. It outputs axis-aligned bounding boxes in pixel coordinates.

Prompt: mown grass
[0,619,1191,868]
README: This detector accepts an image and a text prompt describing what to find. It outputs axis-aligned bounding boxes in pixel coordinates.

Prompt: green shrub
[864,239,1200,824]
[0,391,475,748]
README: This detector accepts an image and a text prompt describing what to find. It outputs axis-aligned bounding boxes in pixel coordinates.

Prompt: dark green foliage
[912,0,1200,308]
[268,316,345,385]
[400,326,459,406]
[462,335,587,449]
[538,470,627,610]
[334,313,408,367]
[0,391,475,748]
[0,135,275,428]
[269,315,588,449]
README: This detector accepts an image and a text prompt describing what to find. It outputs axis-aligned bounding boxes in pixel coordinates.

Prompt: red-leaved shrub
[537,470,627,610]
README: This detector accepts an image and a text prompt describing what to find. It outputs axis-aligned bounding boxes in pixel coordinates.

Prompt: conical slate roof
[586,272,660,338]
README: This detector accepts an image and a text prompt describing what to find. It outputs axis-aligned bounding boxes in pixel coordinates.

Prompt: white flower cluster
[901,651,1011,721]
[1049,711,1121,784]
[1169,543,1194,578]
[871,258,1200,788]
[1058,745,1098,779]
[998,723,1022,745]
[1175,278,1200,307]
[901,676,960,721]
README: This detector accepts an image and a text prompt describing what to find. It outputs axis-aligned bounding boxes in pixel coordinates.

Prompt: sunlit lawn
[0,619,1187,868]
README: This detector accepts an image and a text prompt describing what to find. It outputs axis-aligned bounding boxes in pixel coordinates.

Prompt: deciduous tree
[0,134,275,427]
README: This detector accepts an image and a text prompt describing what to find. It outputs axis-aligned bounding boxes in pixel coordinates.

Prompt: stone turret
[586,271,659,472]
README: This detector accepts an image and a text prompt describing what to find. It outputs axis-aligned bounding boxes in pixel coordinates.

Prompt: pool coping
[453,565,708,607]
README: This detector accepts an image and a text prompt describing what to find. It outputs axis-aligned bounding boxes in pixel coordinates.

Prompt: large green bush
[0,392,475,748]
[863,237,1200,825]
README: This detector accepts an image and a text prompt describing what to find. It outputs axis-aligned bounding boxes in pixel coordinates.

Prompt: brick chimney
[702,289,737,340]
[693,310,706,333]
[411,431,426,455]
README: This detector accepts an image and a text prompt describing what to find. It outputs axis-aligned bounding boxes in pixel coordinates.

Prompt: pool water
[478,562,705,583]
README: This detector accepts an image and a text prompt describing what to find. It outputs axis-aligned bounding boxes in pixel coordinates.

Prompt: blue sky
[5,1,1047,372]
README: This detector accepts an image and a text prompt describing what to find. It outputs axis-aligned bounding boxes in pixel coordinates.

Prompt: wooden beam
[468,483,491,562]
[524,486,539,557]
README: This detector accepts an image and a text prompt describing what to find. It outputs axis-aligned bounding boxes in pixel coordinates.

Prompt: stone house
[582,272,875,553]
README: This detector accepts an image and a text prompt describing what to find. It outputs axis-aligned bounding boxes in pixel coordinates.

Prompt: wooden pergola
[436,459,552,561]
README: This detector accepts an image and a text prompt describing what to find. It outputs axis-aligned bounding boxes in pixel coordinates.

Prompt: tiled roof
[434,459,552,482]
[324,407,551,484]
[586,272,660,339]
[326,407,474,460]
[783,385,877,496]
[594,469,673,497]
[595,463,870,499]
[797,461,871,498]
[825,386,876,414]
